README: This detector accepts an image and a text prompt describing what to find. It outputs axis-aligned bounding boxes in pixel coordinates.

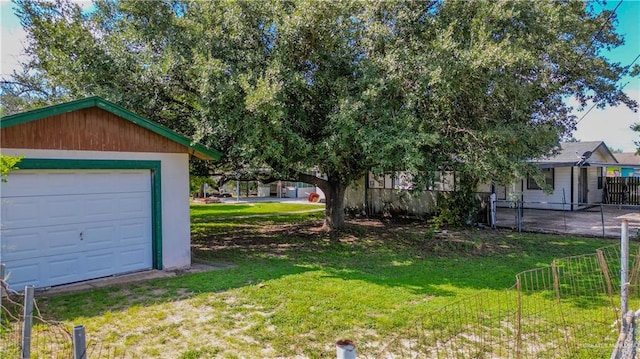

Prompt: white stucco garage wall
[1,148,192,270]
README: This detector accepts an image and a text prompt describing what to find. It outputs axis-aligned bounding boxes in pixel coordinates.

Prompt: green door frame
[12,158,163,269]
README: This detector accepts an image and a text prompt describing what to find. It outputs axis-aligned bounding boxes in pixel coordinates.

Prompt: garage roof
[0,96,222,161]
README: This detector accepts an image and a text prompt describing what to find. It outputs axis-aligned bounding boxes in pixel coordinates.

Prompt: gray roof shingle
[534,141,618,167]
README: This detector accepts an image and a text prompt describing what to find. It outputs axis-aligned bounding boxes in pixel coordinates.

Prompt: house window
[527,168,554,190]
[597,167,603,189]
[393,172,414,190]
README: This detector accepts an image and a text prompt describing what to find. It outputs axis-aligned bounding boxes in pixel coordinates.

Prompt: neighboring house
[607,152,640,177]
[604,152,640,205]
[344,141,619,215]
[344,171,450,217]
[0,97,222,290]
[257,181,323,199]
[486,141,618,210]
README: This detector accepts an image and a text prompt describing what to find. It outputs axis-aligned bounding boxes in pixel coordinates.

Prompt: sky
[570,0,640,153]
[1,0,639,151]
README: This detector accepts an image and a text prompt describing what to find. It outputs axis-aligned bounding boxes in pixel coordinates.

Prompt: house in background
[257,180,323,200]
[484,141,618,210]
[603,152,640,205]
[344,171,455,217]
[607,152,640,177]
[0,97,222,290]
[344,141,619,216]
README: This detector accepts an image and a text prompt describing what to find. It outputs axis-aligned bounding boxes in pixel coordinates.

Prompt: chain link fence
[490,199,640,238]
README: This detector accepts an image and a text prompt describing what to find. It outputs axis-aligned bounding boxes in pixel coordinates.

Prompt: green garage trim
[15,158,164,270]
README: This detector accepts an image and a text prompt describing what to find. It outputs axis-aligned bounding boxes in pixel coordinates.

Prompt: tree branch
[257,171,328,189]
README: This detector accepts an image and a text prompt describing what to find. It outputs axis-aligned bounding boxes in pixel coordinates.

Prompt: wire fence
[0,265,143,359]
[3,228,640,358]
[491,199,640,238]
[376,242,640,358]
[611,309,640,359]
[0,280,74,358]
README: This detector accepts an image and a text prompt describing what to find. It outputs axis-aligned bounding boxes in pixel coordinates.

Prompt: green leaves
[0,155,22,182]
[5,0,638,227]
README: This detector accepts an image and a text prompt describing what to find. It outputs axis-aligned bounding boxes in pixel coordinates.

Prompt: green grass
[190,202,324,221]
[32,205,633,358]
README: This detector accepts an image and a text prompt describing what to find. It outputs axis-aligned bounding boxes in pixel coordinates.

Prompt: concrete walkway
[38,260,234,296]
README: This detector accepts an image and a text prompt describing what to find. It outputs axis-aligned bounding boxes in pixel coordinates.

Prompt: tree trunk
[322,180,347,231]
[266,172,348,231]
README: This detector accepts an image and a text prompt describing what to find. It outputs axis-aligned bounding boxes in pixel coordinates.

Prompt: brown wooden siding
[1,107,190,154]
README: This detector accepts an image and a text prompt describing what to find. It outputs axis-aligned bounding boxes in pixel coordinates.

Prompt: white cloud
[572,88,640,152]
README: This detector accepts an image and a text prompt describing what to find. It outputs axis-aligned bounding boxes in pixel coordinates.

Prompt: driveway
[495,206,640,239]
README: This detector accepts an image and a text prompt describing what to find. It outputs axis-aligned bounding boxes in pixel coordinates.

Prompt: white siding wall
[588,166,604,203]
[345,176,437,216]
[499,167,573,210]
[1,148,192,270]
[344,177,366,211]
[591,149,609,162]
[496,166,604,210]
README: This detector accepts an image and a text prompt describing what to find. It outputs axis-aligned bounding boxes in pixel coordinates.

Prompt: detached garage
[0,97,222,289]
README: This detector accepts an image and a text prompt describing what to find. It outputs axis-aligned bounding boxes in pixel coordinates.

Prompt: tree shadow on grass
[39,218,615,322]
[192,218,613,293]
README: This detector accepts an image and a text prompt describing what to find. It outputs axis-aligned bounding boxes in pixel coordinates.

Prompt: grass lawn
[190,202,325,221]
[35,204,627,358]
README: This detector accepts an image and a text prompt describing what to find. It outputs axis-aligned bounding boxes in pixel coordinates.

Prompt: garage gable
[0,97,222,160]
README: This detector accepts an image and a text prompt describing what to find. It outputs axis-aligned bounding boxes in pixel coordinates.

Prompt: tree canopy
[3,0,637,229]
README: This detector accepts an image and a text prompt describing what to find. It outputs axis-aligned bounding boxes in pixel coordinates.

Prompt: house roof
[613,152,640,166]
[534,141,618,168]
[0,96,223,161]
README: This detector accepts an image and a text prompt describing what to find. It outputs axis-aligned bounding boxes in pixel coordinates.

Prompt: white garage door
[1,169,153,289]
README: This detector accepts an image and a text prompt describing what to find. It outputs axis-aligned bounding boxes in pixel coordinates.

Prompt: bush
[432,190,480,227]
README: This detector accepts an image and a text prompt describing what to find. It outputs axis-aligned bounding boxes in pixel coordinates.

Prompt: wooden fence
[605,177,640,205]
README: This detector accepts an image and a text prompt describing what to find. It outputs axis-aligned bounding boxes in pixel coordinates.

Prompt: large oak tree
[4,0,637,229]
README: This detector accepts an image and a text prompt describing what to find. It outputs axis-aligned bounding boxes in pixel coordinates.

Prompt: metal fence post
[0,262,5,289]
[515,277,522,359]
[336,340,356,359]
[0,263,4,329]
[516,200,523,233]
[601,203,605,239]
[562,189,567,232]
[0,263,5,316]
[630,312,637,359]
[21,285,35,359]
[73,325,87,359]
[490,193,496,229]
[514,200,521,232]
[622,220,630,327]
